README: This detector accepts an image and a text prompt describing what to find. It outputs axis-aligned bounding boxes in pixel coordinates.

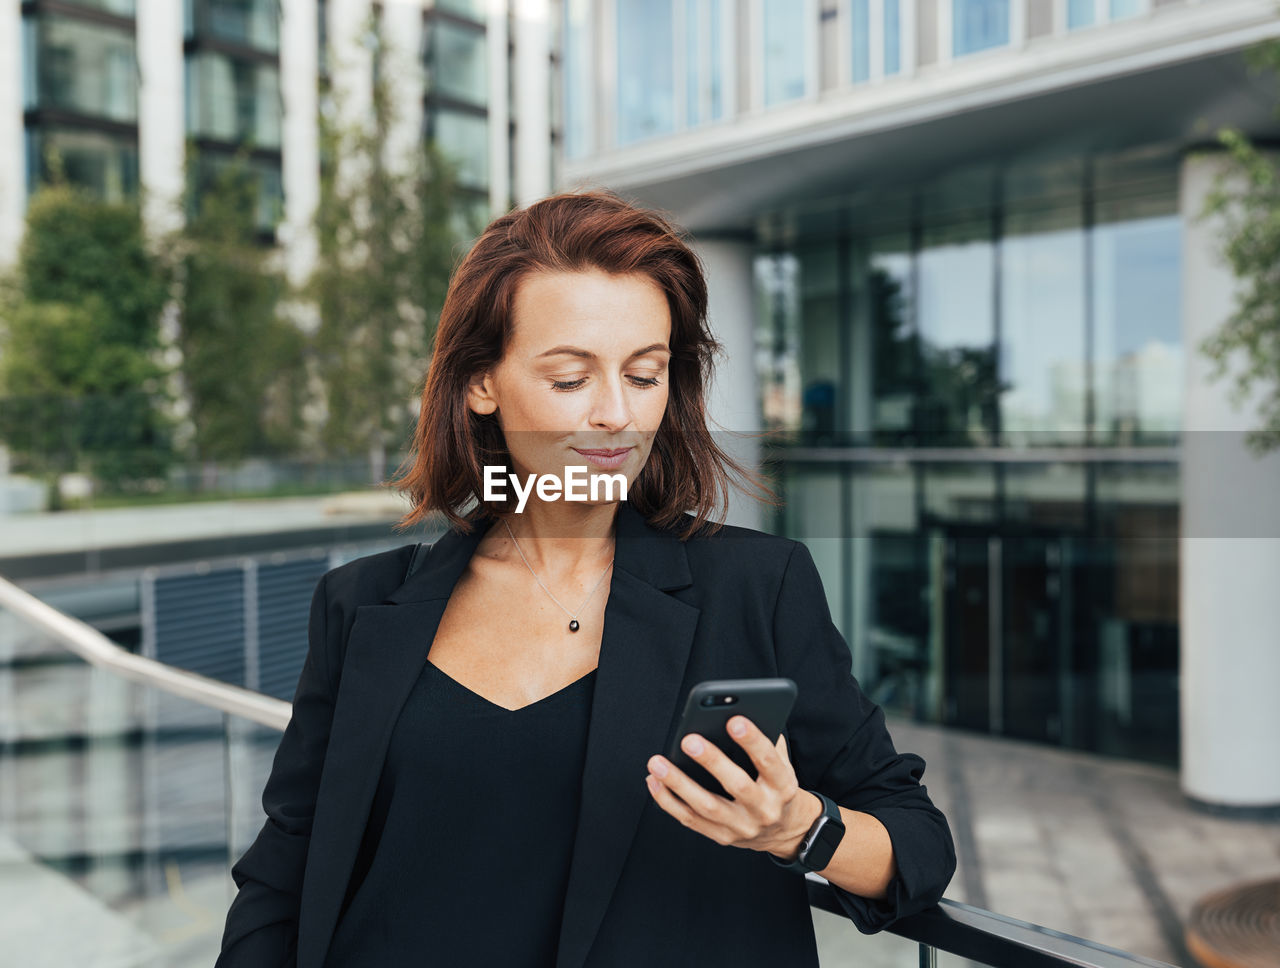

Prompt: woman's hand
[644,715,823,860]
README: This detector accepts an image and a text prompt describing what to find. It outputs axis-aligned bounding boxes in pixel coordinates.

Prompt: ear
[466,370,498,416]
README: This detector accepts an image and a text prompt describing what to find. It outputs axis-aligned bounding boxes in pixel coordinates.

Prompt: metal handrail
[1,573,1183,968]
[807,880,1181,968]
[0,574,291,730]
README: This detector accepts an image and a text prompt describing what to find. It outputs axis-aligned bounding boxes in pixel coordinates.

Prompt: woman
[217,190,955,968]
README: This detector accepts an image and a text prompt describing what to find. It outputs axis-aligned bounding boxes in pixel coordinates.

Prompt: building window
[192,152,283,232]
[428,108,489,191]
[953,0,1009,56]
[187,0,280,54]
[30,14,139,122]
[762,0,811,106]
[684,0,730,125]
[27,127,139,203]
[425,18,487,107]
[59,0,137,14]
[617,0,675,144]
[885,0,901,75]
[434,0,486,19]
[186,53,282,149]
[851,0,870,84]
[1109,0,1146,19]
[1067,0,1094,28]
[562,0,592,159]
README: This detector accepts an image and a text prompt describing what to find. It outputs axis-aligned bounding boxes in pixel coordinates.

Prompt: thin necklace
[503,518,613,633]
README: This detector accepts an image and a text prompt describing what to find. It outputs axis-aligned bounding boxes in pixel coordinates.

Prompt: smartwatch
[770,791,846,874]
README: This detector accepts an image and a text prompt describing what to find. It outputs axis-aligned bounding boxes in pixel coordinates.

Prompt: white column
[1179,151,1280,809]
[137,0,186,242]
[329,0,375,151]
[380,1,423,179]
[279,0,320,287]
[512,0,551,205]
[698,238,764,531]
[487,0,510,214]
[1,0,28,266]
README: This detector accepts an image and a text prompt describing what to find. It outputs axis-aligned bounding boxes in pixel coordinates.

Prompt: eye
[551,378,587,390]
[629,376,662,388]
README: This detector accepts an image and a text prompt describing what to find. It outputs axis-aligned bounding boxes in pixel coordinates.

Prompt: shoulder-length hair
[391,189,776,539]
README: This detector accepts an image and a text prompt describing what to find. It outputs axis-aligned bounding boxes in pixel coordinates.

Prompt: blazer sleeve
[772,540,957,934]
[215,572,338,968]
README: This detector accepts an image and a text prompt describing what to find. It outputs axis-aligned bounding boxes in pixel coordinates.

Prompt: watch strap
[769,791,844,874]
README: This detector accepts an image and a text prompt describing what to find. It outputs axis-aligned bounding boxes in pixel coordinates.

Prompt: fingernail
[649,757,668,777]
[729,718,746,736]
[684,735,704,755]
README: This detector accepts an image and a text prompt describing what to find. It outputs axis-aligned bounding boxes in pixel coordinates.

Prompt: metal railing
[0,573,1181,968]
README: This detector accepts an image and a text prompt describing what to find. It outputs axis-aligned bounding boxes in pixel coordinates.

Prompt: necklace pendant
[569,619,580,632]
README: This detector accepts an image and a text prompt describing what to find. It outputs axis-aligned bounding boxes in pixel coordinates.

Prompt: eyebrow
[535,343,671,361]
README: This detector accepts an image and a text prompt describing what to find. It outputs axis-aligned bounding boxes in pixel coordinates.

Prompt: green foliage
[171,149,306,464]
[0,181,171,492]
[308,16,469,479]
[1199,40,1280,454]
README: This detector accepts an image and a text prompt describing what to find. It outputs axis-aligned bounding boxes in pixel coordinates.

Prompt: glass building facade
[757,146,1181,764]
[22,3,140,203]
[184,0,284,232]
[423,1,490,225]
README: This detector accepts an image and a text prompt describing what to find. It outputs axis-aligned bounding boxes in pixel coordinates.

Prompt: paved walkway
[812,718,1280,967]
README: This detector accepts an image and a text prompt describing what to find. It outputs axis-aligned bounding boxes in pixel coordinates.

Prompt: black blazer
[217,501,956,968]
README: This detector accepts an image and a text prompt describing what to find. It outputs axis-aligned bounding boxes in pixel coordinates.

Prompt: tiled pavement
[813,717,1280,967]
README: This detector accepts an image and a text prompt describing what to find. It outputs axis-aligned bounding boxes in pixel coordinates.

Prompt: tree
[1199,40,1280,455]
[308,18,468,483]
[170,150,307,475]
[0,180,171,497]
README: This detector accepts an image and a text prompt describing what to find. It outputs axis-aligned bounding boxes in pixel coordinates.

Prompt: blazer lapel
[298,518,486,968]
[555,504,700,968]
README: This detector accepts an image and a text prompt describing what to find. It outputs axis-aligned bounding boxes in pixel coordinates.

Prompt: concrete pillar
[380,1,424,180]
[512,0,551,205]
[329,0,375,199]
[697,237,763,532]
[1179,151,1280,810]
[137,0,186,242]
[279,0,320,287]
[487,0,511,215]
[0,0,27,267]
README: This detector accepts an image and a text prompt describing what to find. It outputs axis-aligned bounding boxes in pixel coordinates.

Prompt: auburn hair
[391,189,777,539]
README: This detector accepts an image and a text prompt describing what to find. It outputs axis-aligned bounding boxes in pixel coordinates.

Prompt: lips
[572,447,634,468]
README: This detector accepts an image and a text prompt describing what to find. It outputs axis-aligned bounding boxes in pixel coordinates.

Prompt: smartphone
[665,678,798,800]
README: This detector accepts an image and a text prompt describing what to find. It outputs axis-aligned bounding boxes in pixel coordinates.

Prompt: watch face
[802,814,846,872]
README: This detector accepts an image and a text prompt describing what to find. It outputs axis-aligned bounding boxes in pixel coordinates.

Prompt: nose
[588,375,633,433]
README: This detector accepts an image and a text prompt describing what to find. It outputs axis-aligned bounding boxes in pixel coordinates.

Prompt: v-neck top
[324,657,597,968]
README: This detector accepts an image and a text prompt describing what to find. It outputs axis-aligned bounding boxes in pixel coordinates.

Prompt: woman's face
[466,268,672,507]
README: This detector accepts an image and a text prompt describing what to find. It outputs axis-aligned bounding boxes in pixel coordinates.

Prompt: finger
[725,716,796,789]
[648,754,736,824]
[677,733,757,803]
[645,774,738,845]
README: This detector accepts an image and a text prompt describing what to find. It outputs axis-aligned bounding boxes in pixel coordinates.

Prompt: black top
[325,658,597,967]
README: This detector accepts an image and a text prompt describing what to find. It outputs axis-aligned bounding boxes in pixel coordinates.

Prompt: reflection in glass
[918,221,998,444]
[61,0,136,14]
[617,0,674,144]
[191,0,279,53]
[196,153,283,231]
[1000,205,1087,443]
[431,109,489,190]
[797,246,841,443]
[186,53,282,149]
[1093,214,1181,443]
[869,241,915,439]
[953,0,1009,56]
[763,0,809,106]
[29,128,140,202]
[35,16,138,122]
[427,20,487,106]
[755,253,803,433]
[436,0,486,18]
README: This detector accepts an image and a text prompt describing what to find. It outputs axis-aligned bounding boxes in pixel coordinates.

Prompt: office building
[557,0,1280,810]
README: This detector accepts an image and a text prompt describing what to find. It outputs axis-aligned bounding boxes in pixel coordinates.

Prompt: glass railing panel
[0,603,282,968]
